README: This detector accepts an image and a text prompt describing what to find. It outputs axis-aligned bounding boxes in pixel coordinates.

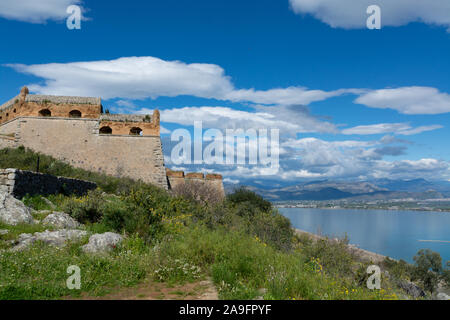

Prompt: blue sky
[1,0,450,184]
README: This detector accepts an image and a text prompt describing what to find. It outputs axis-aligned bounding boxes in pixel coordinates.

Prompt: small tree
[226,187,272,213]
[412,249,443,293]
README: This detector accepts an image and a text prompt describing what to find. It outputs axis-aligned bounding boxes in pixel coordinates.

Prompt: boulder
[82,232,123,254]
[0,229,9,235]
[436,292,450,300]
[11,229,88,251]
[42,212,80,229]
[398,280,426,299]
[0,192,34,225]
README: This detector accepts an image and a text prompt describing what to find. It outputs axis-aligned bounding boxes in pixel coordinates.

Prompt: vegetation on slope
[0,147,448,300]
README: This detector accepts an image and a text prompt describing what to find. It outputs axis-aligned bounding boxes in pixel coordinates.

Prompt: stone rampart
[0,168,97,199]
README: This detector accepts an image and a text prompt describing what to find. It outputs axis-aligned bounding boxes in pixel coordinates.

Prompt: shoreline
[277,206,450,213]
[294,228,389,264]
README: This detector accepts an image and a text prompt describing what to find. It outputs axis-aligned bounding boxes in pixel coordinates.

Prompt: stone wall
[0,87,102,125]
[166,169,225,197]
[0,168,97,199]
[1,117,168,189]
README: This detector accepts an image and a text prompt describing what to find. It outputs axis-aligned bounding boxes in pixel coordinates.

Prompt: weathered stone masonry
[0,87,225,192]
[0,168,97,199]
[166,169,225,197]
[0,87,169,189]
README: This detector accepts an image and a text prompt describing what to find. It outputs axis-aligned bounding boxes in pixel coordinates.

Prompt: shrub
[62,189,105,224]
[412,249,443,293]
[247,210,293,251]
[296,235,355,277]
[227,187,272,213]
[170,180,224,206]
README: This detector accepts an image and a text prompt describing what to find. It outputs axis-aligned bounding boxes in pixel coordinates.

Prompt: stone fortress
[0,87,224,194]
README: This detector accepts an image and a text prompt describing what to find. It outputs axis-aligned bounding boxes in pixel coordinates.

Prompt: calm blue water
[279,208,450,264]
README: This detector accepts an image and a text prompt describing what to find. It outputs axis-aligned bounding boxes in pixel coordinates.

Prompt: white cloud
[225,87,360,106]
[289,0,450,31]
[355,87,450,115]
[8,58,450,117]
[342,123,443,136]
[6,56,355,106]
[355,87,450,114]
[0,0,82,23]
[156,105,337,135]
[396,125,443,136]
[279,137,449,180]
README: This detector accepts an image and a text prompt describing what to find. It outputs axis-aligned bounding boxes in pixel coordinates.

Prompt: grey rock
[42,212,80,229]
[82,232,123,254]
[0,229,9,235]
[398,280,426,299]
[0,192,34,225]
[11,229,88,251]
[437,293,450,300]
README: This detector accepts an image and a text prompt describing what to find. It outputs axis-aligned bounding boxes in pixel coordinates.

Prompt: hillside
[0,146,431,300]
[228,179,450,201]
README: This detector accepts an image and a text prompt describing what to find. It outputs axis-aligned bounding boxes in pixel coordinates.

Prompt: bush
[296,235,355,277]
[62,189,105,224]
[227,187,272,213]
[412,249,443,293]
[170,180,224,206]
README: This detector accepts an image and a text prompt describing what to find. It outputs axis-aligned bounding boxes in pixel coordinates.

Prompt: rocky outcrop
[11,229,88,251]
[397,280,426,299]
[42,212,80,229]
[436,292,450,300]
[82,232,123,254]
[0,191,34,225]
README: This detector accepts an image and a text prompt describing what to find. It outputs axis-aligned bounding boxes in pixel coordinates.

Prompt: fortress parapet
[99,110,160,136]
[0,87,102,123]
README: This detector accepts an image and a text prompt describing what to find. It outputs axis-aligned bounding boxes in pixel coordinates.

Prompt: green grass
[0,236,155,299]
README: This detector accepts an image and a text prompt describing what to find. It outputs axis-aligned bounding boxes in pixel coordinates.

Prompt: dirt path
[69,278,219,300]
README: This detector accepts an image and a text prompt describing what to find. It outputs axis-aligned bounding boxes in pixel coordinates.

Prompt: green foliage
[62,189,105,224]
[0,148,407,300]
[296,235,355,277]
[22,194,54,211]
[412,249,443,293]
[227,187,272,213]
[0,240,155,299]
[155,226,396,300]
[382,258,415,280]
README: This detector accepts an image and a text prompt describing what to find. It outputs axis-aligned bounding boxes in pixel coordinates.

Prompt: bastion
[0,87,224,192]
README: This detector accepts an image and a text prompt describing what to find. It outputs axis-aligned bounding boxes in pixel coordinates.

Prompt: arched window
[39,109,51,117]
[99,126,112,134]
[69,110,82,118]
[130,127,143,136]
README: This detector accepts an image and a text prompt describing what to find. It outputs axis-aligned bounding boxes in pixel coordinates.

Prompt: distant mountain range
[224,178,450,201]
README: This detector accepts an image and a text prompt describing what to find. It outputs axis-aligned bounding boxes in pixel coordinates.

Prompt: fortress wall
[0,168,97,198]
[7,117,168,189]
[0,119,20,149]
[166,169,225,197]
[99,120,159,136]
